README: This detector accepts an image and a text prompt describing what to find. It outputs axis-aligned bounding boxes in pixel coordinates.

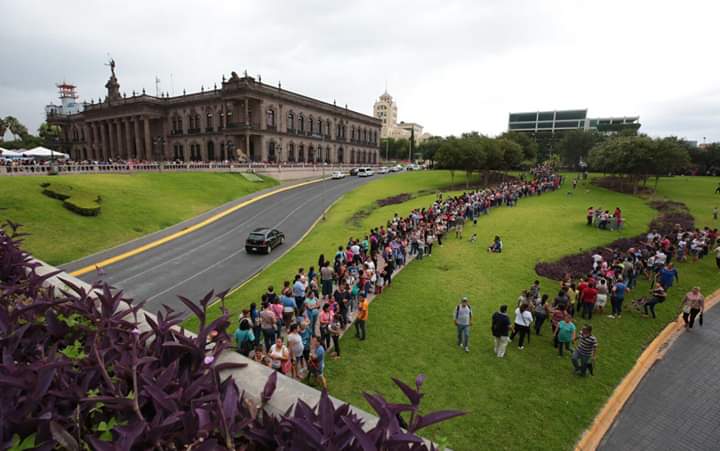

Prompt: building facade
[508,109,640,134]
[48,68,381,164]
[372,90,430,143]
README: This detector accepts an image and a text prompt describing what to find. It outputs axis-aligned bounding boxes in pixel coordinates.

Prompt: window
[288,143,295,162]
[326,120,331,137]
[207,113,213,131]
[298,144,305,162]
[309,117,314,134]
[299,114,304,132]
[318,119,323,136]
[288,112,295,131]
[266,109,275,127]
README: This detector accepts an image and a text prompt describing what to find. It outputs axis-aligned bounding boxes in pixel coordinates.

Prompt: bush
[0,222,463,450]
[42,183,102,216]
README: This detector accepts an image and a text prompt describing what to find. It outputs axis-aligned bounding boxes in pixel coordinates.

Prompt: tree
[38,122,62,148]
[435,138,463,185]
[556,130,603,169]
[380,138,411,161]
[496,138,523,169]
[458,138,486,188]
[587,135,657,193]
[499,131,538,163]
[688,142,720,175]
[3,116,30,141]
[417,136,444,166]
[649,137,691,188]
[0,117,6,143]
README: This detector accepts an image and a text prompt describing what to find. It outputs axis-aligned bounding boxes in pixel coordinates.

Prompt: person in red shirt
[580,283,598,320]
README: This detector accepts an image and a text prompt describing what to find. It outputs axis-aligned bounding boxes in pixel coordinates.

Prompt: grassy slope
[0,173,276,265]
[189,171,482,331]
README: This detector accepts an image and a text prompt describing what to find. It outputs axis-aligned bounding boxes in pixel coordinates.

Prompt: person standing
[491,305,511,357]
[572,325,598,376]
[534,294,551,336]
[320,262,335,298]
[555,314,576,357]
[681,287,705,329]
[510,304,533,350]
[355,296,369,340]
[260,302,277,352]
[234,317,255,357]
[609,278,629,319]
[658,263,679,291]
[454,297,473,352]
[308,336,327,389]
[580,283,598,320]
[268,337,290,374]
[287,323,305,378]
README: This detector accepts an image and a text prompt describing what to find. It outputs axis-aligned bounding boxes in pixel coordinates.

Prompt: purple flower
[203,355,215,365]
[131,328,141,335]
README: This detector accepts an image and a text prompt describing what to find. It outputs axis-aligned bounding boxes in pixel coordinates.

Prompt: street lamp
[312,133,327,220]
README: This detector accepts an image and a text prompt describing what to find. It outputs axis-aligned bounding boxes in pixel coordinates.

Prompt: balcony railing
[187,128,201,134]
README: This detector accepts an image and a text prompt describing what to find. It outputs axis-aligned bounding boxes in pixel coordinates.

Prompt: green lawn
[188,170,483,331]
[189,172,720,450]
[647,175,720,228]
[0,173,277,265]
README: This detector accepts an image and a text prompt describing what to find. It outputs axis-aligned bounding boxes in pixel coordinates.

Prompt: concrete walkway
[599,306,720,451]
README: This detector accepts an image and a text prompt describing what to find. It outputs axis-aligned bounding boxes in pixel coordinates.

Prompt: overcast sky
[1,0,718,142]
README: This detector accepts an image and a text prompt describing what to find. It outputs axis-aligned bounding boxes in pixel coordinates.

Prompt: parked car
[364,167,375,176]
[377,166,389,174]
[245,228,285,254]
[390,165,403,172]
[357,167,369,177]
[331,171,346,179]
[349,167,360,176]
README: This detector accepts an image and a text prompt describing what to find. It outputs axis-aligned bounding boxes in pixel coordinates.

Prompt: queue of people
[234,170,562,387]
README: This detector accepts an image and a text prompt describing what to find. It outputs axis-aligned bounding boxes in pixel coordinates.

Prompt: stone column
[160,119,169,160]
[107,121,116,159]
[99,122,107,161]
[133,118,142,160]
[124,118,132,160]
[143,117,152,161]
[257,135,265,162]
[244,99,249,125]
[115,120,124,160]
[244,134,250,161]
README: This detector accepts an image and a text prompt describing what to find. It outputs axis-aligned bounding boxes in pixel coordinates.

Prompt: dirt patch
[376,193,412,207]
[535,201,695,280]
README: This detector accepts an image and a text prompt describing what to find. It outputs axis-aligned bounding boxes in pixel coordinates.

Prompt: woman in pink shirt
[319,303,334,350]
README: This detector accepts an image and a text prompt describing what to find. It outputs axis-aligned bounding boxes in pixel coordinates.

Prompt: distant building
[372,91,429,143]
[47,65,380,163]
[508,109,640,151]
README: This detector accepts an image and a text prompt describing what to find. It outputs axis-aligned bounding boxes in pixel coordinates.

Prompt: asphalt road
[61,174,380,315]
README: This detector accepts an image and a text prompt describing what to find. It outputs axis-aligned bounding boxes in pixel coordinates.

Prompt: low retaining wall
[1,163,380,181]
[32,259,380,426]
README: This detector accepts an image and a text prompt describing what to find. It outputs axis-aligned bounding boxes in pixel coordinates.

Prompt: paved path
[599,306,720,451]
[61,175,382,315]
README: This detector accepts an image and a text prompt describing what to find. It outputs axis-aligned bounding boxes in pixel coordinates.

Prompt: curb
[575,289,720,451]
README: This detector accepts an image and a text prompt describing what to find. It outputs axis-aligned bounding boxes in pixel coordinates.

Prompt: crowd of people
[234,170,563,386]
[586,206,624,230]
[481,221,715,377]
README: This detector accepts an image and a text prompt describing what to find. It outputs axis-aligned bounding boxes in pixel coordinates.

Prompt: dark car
[349,167,360,176]
[245,228,285,254]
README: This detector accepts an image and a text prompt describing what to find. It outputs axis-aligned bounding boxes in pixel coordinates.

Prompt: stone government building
[47,65,381,164]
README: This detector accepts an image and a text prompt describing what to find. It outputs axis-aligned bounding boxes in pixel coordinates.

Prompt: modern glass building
[508,109,640,133]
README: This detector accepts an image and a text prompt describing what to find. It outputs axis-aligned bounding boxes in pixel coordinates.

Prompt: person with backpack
[491,305,511,357]
[234,316,255,357]
[454,297,473,352]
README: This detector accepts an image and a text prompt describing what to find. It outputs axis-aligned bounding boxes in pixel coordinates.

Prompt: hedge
[41,183,102,216]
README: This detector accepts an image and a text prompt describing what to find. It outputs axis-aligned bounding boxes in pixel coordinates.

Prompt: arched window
[309,117,314,135]
[298,144,305,162]
[326,120,331,137]
[288,112,294,131]
[266,109,275,128]
[363,129,368,142]
[337,147,344,163]
[351,126,356,141]
[318,119,323,136]
[268,141,277,162]
[336,123,341,138]
[195,114,201,129]
[288,143,295,162]
[207,141,215,160]
[325,146,331,163]
[207,112,213,131]
[299,114,305,133]
[308,145,315,162]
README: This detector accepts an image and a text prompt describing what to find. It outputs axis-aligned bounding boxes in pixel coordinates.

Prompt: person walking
[491,305,511,357]
[681,287,705,329]
[308,336,327,389]
[510,304,533,350]
[355,296,369,340]
[454,297,473,352]
[572,325,598,376]
[658,263,679,291]
[555,313,576,357]
[643,282,667,319]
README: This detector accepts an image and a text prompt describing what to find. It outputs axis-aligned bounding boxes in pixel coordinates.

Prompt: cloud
[1,0,719,141]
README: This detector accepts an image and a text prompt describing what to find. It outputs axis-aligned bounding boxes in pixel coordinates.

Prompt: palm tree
[0,117,6,143]
[4,116,29,141]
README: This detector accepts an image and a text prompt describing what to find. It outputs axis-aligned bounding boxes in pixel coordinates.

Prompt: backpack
[239,335,254,356]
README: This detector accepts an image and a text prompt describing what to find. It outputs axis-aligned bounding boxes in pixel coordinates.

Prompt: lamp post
[312,132,327,220]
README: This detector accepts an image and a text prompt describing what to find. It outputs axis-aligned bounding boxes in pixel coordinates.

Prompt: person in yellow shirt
[355,296,369,340]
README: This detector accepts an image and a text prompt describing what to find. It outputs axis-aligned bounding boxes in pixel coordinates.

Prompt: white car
[331,171,345,179]
[358,167,374,177]
[364,167,375,176]
[390,165,403,172]
[377,166,389,174]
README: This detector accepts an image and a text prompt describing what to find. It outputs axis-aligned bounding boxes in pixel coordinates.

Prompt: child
[488,236,503,253]
[469,233,477,243]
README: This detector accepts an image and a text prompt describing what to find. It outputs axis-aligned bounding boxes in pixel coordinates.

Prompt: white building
[372,91,429,143]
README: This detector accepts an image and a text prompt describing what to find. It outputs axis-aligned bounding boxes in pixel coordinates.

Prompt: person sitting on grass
[488,235,503,253]
[572,325,597,376]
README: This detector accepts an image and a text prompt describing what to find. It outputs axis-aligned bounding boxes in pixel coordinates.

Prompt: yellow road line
[69,178,325,277]
[575,289,720,451]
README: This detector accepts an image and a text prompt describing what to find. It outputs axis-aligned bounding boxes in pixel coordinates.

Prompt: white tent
[0,148,24,158]
[22,146,70,159]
